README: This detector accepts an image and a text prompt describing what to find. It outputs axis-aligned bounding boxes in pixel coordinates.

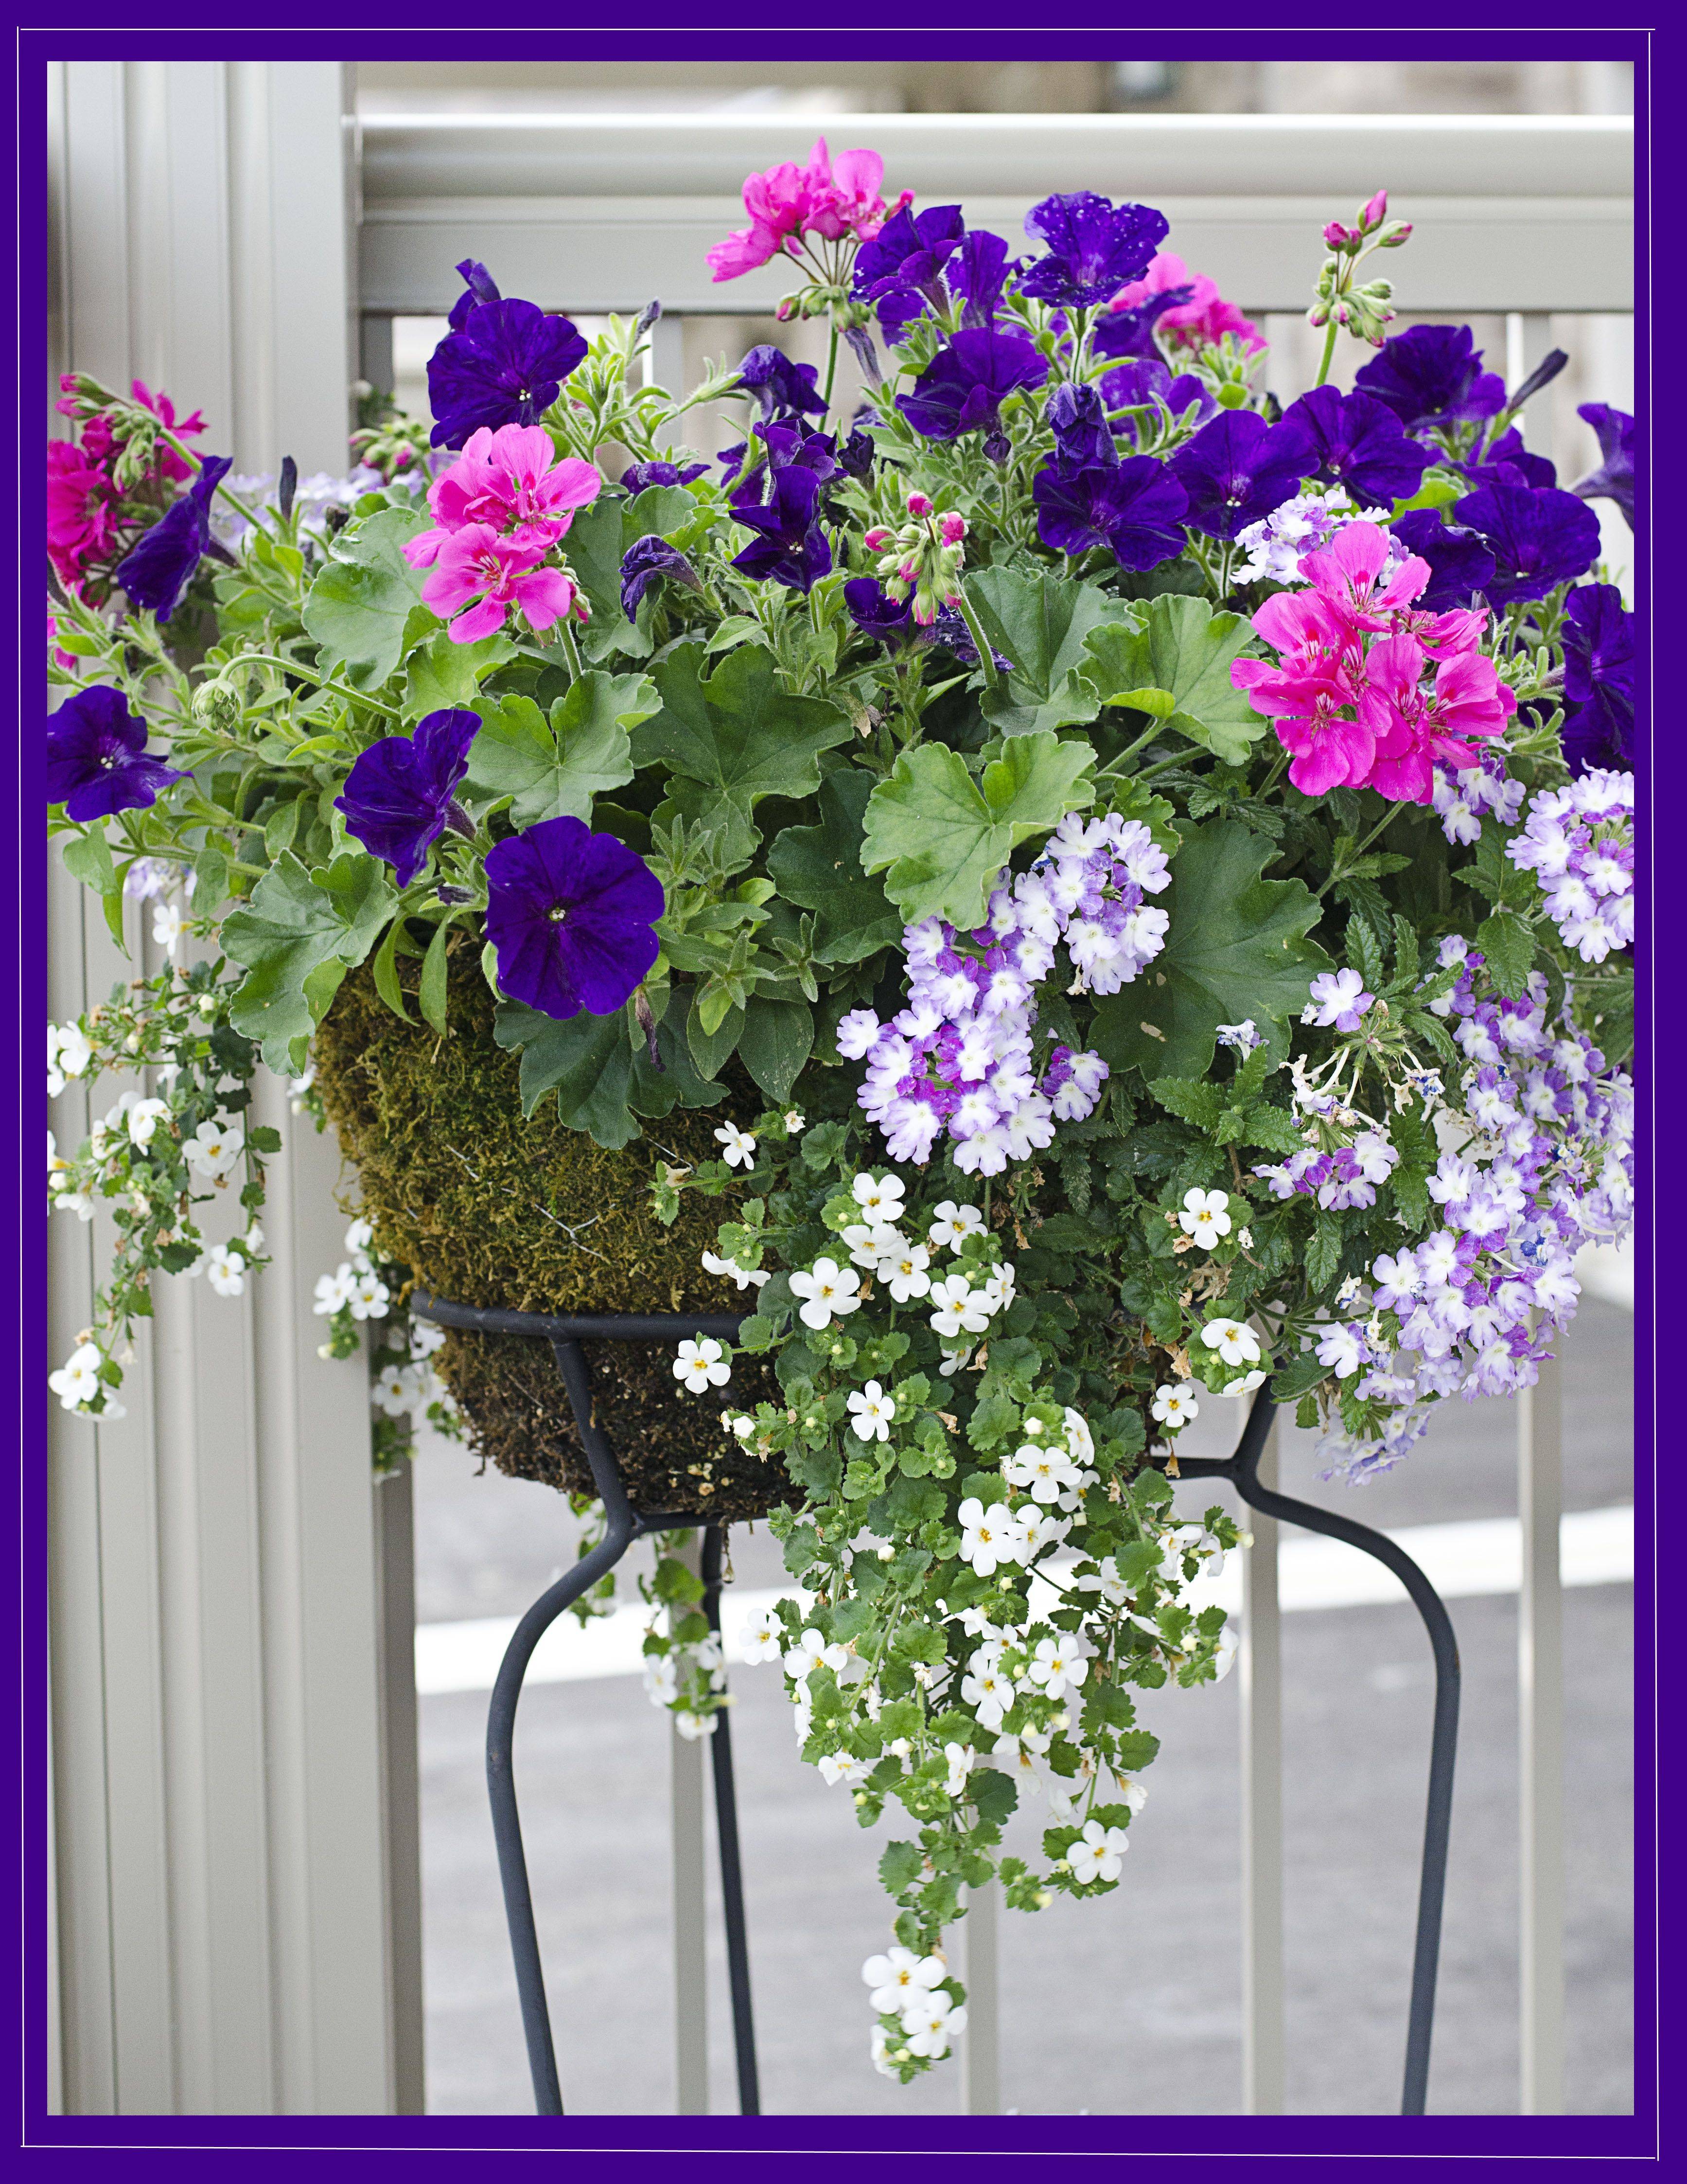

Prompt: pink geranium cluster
[1107,251,1264,355]
[47,378,205,587]
[1231,522,1517,803]
[402,423,601,644]
[707,138,910,282]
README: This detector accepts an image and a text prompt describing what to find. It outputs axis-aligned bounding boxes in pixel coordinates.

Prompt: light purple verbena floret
[840,812,1171,1174]
[1233,489,1399,586]
[1432,747,1526,845]
[1506,768,1634,963]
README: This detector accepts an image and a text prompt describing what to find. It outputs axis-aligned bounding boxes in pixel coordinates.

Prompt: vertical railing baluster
[1506,310,1560,467]
[1519,1355,1565,2113]
[1240,1416,1286,2113]
[671,1532,709,2114]
[961,1877,1000,2113]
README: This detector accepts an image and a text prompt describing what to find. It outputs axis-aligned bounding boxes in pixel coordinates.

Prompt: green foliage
[1077,595,1269,764]
[963,567,1137,738]
[222,850,396,1072]
[300,505,432,688]
[632,643,853,805]
[464,672,655,826]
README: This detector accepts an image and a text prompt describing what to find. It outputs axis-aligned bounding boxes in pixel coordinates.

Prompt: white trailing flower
[183,1119,241,1180]
[818,1751,871,1786]
[851,1170,907,1225]
[1178,1187,1232,1247]
[313,1263,355,1315]
[1067,1818,1130,1886]
[1151,1385,1199,1430]
[900,1990,967,2059]
[152,902,183,957]
[927,1200,985,1249]
[126,1097,170,1148]
[205,1244,247,1297]
[1002,1440,1079,1505]
[1026,1633,1088,1700]
[49,1341,105,1412]
[862,1947,946,2015]
[846,1380,896,1442]
[955,1497,1016,1579]
[1200,1316,1261,1368]
[783,1627,848,1680]
[674,1337,731,1393]
[738,1608,784,1664]
[842,1221,903,1272]
[713,1123,757,1169]
[347,1267,390,1320]
[928,1274,991,1342]
[701,1248,769,1291]
[876,1239,931,1303]
[789,1257,861,1330]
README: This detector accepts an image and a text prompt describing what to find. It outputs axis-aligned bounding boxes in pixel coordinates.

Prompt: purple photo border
[11,8,1667,2165]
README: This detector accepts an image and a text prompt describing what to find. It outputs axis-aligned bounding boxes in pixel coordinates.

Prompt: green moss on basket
[315,956,788,1519]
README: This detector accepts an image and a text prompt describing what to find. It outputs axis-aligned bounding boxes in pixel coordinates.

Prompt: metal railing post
[1240,1416,1286,2113]
[1518,1354,1566,2113]
[960,1878,1000,2113]
[671,1529,709,2115]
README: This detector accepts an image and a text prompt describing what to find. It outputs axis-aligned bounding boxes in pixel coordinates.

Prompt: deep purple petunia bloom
[930,606,1013,672]
[730,463,832,592]
[896,328,1049,452]
[1032,454,1189,569]
[1045,383,1116,476]
[48,687,187,823]
[1168,409,1312,540]
[427,300,588,450]
[1279,385,1429,506]
[1091,284,1195,363]
[1453,481,1601,605]
[844,576,914,641]
[1559,581,1634,774]
[1570,403,1635,530]
[852,203,965,337]
[484,814,664,1021]
[950,229,1012,327]
[334,709,480,888]
[447,259,501,333]
[114,456,233,622]
[1389,511,1498,611]
[1019,193,1168,309]
[1098,356,1214,432]
[618,459,708,493]
[837,426,876,479]
[737,344,828,426]
[728,421,839,509]
[1457,425,1557,493]
[620,534,702,619]
[1353,323,1506,434]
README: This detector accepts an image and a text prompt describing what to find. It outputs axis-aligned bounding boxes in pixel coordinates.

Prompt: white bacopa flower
[701,1249,769,1291]
[928,1200,985,1250]
[1178,1187,1232,1247]
[1068,1819,1130,1886]
[1007,1502,1059,1564]
[846,1380,896,1442]
[876,1239,931,1302]
[372,1363,413,1417]
[344,1217,375,1261]
[347,1267,391,1320]
[1201,1316,1261,1368]
[674,1337,731,1394]
[1073,1556,1131,1608]
[1027,1633,1088,1699]
[841,1220,896,1270]
[242,1222,265,1257]
[1002,1441,1079,1505]
[955,1496,1014,1579]
[789,1257,861,1330]
[862,1947,946,2015]
[643,1653,680,1705]
[784,1627,848,1681]
[206,1245,247,1298]
[976,1261,1016,1315]
[1151,1385,1199,1430]
[739,1609,784,1665]
[152,903,183,957]
[1212,1624,1241,1680]
[783,1109,805,1136]
[674,1710,718,1741]
[851,1170,907,1225]
[1212,1368,1268,1397]
[410,1319,446,1361]
[126,1097,170,1148]
[183,1119,241,1181]
[1115,1776,1149,1817]
[714,1123,757,1169]
[49,1342,105,1412]
[943,1740,977,1797]
[314,1263,355,1316]
[928,1274,991,1341]
[818,1751,870,1787]
[937,1345,972,1377]
[1062,1406,1095,1465]
[52,1021,91,1086]
[900,1990,967,2058]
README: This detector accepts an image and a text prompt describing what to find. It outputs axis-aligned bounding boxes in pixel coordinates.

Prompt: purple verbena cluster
[1234,487,1396,586]
[1505,769,1634,963]
[1431,746,1526,844]
[1256,1131,1399,1211]
[838,813,1170,1171]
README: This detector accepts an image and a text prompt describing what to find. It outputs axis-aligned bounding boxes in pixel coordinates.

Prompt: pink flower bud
[897,559,919,585]
[912,591,938,626]
[775,298,797,323]
[939,512,967,545]
[1360,188,1388,230]
[907,491,934,517]
[572,593,592,623]
[863,527,892,550]
[1323,221,1354,250]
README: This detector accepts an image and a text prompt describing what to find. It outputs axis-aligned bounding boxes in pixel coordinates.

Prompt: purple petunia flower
[334,709,480,888]
[730,463,832,593]
[1033,455,1189,569]
[1045,383,1116,477]
[114,456,234,622]
[844,576,914,641]
[1559,583,1634,775]
[1019,192,1168,309]
[736,344,827,426]
[427,299,588,450]
[484,814,664,1021]
[1570,403,1634,530]
[950,229,1012,327]
[1098,356,1215,432]
[1168,409,1312,540]
[47,686,187,823]
[852,203,964,337]
[1389,511,1498,612]
[1456,425,1557,494]
[1453,481,1601,605]
[929,606,1013,672]
[618,459,708,493]
[837,425,876,479]
[1279,385,1429,506]
[727,421,839,510]
[620,534,702,620]
[1353,323,1507,434]
[1091,284,1196,363]
[896,328,1049,454]
[447,259,501,333]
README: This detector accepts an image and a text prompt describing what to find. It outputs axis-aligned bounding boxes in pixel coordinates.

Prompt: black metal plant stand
[410,1293,1459,2120]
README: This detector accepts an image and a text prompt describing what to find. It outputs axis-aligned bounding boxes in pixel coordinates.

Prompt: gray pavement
[411,1299,1635,2116]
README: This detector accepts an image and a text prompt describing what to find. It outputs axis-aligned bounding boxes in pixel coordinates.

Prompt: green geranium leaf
[494,986,722,1143]
[1077,596,1268,765]
[222,850,396,1072]
[861,729,1095,929]
[1091,819,1330,1081]
[403,630,515,722]
[301,505,433,690]
[465,672,654,827]
[631,643,853,805]
[965,567,1137,739]
[766,767,901,965]
[738,994,814,1104]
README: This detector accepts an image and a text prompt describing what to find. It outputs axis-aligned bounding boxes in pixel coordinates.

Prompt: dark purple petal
[1033,454,1189,569]
[1279,385,1429,505]
[1559,581,1634,774]
[950,229,1012,327]
[1570,402,1635,530]
[844,577,913,640]
[1353,323,1506,433]
[335,709,480,888]
[929,606,1012,672]
[838,426,876,479]
[427,299,587,450]
[620,535,700,619]
[618,459,708,493]
[447,259,502,333]
[1044,383,1116,477]
[730,465,832,594]
[484,814,664,1021]
[1453,481,1601,605]
[852,204,964,304]
[736,345,827,425]
[1389,511,1498,611]
[896,329,1049,443]
[1091,285,1195,362]
[113,455,233,621]
[47,686,186,823]
[1168,410,1312,540]
[1456,425,1557,493]
[1019,193,1168,308]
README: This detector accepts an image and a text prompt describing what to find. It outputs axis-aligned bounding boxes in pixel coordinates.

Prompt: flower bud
[907,491,934,517]
[1360,188,1388,230]
[939,512,967,545]
[1377,221,1413,249]
[863,527,892,550]
[1322,221,1356,250]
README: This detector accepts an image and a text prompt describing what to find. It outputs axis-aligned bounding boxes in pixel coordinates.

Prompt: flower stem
[1312,316,1340,390]
[557,620,584,683]
[950,591,999,689]
[231,653,403,719]
[821,315,841,422]
[1318,799,1407,895]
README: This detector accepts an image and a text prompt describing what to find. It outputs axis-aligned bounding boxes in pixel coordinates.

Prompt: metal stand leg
[702,1526,762,2115]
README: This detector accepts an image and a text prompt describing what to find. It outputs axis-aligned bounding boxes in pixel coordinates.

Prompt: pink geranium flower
[1108,250,1265,354]
[1357,636,1517,802]
[1295,520,1430,628]
[421,523,581,643]
[47,441,119,585]
[56,376,205,484]
[707,138,907,281]
[404,426,600,568]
